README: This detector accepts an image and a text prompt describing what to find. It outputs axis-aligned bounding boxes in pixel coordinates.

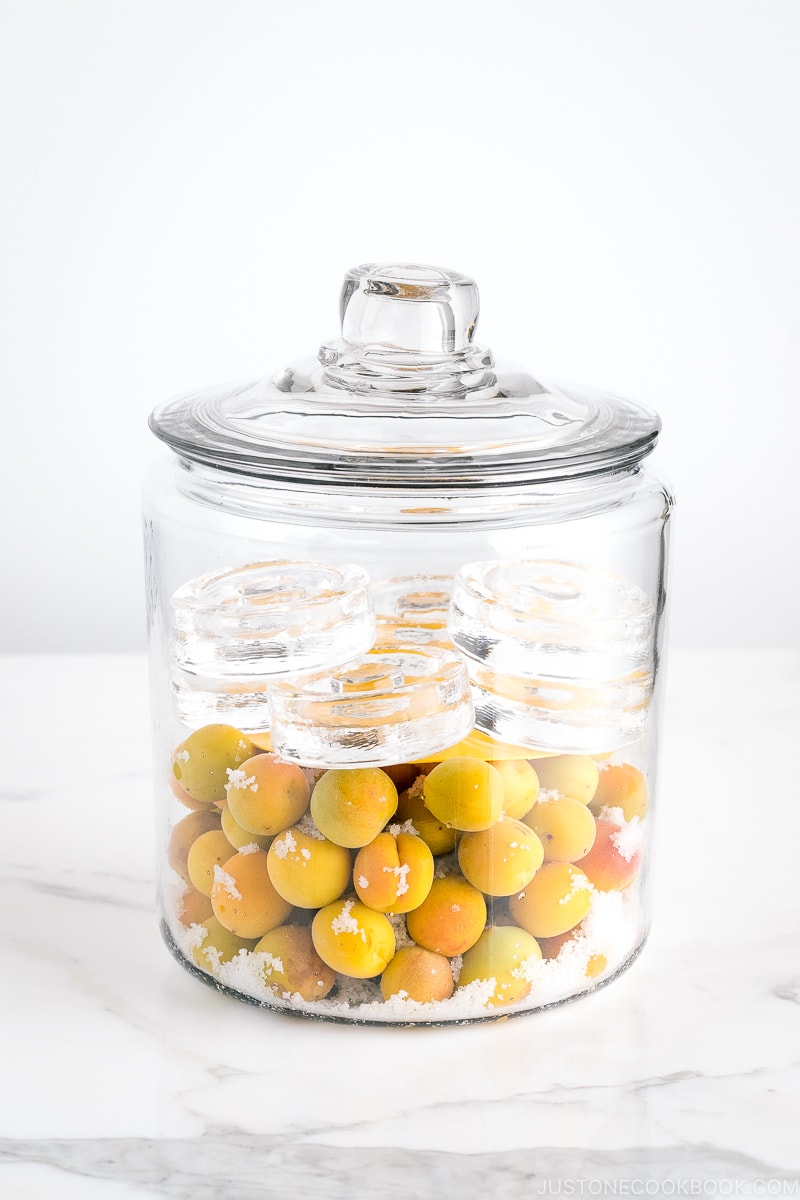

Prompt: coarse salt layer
[164,855,645,1024]
[296,812,325,840]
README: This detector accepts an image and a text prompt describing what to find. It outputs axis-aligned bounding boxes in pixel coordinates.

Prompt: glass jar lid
[149,263,660,490]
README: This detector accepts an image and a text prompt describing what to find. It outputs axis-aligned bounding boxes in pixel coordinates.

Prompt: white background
[1,0,798,651]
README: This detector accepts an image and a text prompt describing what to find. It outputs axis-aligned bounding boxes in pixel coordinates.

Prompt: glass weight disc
[267,644,475,768]
[448,559,656,753]
[170,560,375,730]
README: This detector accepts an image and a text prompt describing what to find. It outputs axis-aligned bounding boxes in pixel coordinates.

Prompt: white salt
[357,875,370,889]
[388,819,418,837]
[296,811,325,840]
[514,951,545,985]
[259,952,285,977]
[330,898,366,942]
[434,851,459,879]
[163,839,646,1024]
[213,864,242,899]
[226,767,257,792]
[238,842,261,855]
[610,816,644,863]
[163,877,207,957]
[387,913,413,949]
[273,829,297,859]
[186,886,643,1021]
[300,847,311,860]
[218,951,279,1003]
[406,775,425,802]
[536,787,559,803]
[452,977,497,1010]
[383,862,411,896]
[558,872,594,904]
[175,750,190,764]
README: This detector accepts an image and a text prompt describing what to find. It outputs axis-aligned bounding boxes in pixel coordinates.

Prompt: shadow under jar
[144,262,673,1025]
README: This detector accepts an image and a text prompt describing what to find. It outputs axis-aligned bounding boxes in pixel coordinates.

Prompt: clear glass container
[144,263,673,1024]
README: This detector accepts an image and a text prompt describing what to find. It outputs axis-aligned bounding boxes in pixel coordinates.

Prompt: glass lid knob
[319,262,495,397]
[338,262,480,357]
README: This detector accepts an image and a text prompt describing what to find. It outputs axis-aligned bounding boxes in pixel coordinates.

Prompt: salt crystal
[260,952,285,976]
[453,977,497,1009]
[296,812,325,840]
[201,945,222,971]
[238,843,261,856]
[558,872,594,904]
[610,816,643,863]
[300,847,311,860]
[226,767,257,792]
[387,913,413,948]
[451,903,461,912]
[273,829,297,859]
[514,951,545,985]
[330,898,366,942]
[388,820,418,837]
[407,775,425,802]
[382,862,411,896]
[175,750,190,763]
[212,864,242,900]
[302,767,323,789]
[434,851,459,880]
[357,875,370,888]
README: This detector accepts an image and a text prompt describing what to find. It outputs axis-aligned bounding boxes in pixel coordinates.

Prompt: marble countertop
[1,650,798,1198]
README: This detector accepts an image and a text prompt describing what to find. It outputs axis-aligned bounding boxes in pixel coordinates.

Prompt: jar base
[160,918,648,1027]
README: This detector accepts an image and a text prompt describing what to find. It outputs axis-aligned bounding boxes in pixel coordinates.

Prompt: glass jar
[144,263,673,1024]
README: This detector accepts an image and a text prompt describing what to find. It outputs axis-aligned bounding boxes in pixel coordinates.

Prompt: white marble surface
[1,650,799,1198]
